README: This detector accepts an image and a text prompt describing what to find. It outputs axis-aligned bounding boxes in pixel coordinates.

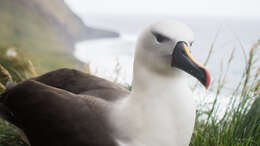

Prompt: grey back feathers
[0,68,129,146]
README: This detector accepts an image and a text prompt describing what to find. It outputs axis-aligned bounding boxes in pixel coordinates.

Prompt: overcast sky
[65,0,260,17]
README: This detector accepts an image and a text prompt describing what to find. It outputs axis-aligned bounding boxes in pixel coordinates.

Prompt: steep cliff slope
[0,0,118,73]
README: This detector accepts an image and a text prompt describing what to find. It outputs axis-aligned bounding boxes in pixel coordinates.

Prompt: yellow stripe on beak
[183,44,210,89]
[183,44,205,69]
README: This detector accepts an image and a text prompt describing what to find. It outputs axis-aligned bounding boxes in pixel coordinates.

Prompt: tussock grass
[0,47,35,146]
[0,47,37,83]
[190,39,260,146]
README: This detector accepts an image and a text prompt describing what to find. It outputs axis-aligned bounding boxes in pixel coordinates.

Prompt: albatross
[0,20,210,146]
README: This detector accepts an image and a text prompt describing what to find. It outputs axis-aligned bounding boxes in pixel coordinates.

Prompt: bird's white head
[133,20,210,89]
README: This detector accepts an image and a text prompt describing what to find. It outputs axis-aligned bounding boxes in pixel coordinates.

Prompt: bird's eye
[152,31,171,43]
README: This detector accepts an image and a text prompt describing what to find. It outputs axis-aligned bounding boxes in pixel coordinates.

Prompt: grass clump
[0,121,28,146]
[0,46,34,146]
[0,46,37,85]
[190,40,260,146]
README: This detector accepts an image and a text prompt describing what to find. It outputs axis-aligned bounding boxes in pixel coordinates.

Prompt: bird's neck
[131,62,185,97]
[109,63,196,146]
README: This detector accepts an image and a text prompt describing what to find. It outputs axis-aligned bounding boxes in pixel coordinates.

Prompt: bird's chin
[149,55,184,76]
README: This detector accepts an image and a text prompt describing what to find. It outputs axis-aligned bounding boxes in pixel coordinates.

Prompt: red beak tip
[205,69,211,89]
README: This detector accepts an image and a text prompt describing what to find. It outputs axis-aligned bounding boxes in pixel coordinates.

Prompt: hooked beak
[171,42,210,89]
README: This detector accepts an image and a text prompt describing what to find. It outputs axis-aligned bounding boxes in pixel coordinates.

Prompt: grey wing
[1,80,118,146]
[33,68,129,101]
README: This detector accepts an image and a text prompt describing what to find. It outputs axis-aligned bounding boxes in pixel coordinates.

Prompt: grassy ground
[0,42,259,145]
